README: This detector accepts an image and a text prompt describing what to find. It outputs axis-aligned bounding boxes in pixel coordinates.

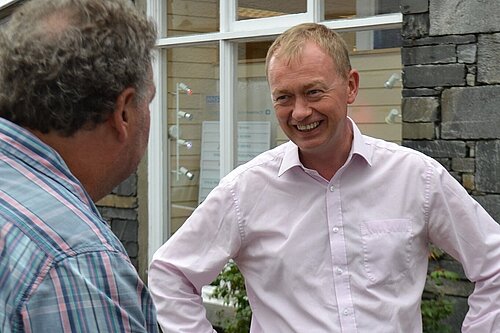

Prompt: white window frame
[0,0,19,11]
[146,0,402,261]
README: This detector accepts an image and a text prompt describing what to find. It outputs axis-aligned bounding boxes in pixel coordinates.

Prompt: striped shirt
[0,118,158,332]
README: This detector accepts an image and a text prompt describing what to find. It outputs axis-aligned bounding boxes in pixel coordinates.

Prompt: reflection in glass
[339,28,402,143]
[166,45,219,234]
[165,0,219,38]
[324,0,400,20]
[237,0,306,20]
[236,41,281,169]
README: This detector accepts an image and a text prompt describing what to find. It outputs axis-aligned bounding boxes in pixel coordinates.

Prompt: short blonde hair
[265,23,351,80]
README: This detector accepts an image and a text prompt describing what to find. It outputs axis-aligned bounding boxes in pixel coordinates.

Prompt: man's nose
[292,96,312,121]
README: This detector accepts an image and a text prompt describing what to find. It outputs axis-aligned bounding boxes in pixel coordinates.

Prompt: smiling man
[149,23,500,333]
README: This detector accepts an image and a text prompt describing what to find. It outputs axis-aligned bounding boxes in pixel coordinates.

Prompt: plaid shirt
[0,118,158,332]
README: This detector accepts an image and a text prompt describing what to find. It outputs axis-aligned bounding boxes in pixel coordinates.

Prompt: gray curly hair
[0,0,157,136]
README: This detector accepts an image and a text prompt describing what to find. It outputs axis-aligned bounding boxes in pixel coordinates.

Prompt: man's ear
[346,69,360,105]
[108,87,136,143]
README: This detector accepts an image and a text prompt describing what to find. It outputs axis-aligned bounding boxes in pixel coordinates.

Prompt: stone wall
[401,0,500,330]
[97,173,140,269]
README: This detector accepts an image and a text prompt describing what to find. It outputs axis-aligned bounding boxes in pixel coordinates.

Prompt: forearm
[148,260,217,332]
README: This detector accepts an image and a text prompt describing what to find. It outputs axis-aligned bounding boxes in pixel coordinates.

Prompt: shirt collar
[278,117,373,177]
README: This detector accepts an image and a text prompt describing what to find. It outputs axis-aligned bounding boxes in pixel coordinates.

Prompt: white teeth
[297,121,320,131]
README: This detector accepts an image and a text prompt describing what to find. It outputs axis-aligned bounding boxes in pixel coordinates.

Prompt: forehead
[269,43,334,73]
[268,43,336,89]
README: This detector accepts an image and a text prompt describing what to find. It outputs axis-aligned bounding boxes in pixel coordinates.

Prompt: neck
[31,127,116,202]
[299,121,353,180]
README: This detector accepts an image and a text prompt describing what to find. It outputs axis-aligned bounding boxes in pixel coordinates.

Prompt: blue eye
[274,95,290,104]
[307,89,321,96]
[306,89,323,101]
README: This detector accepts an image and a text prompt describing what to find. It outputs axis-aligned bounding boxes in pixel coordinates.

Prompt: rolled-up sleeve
[148,182,243,333]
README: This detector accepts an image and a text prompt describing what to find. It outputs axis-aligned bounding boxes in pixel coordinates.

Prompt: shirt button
[343,308,350,316]
[329,185,335,192]
[332,227,339,233]
[336,267,343,275]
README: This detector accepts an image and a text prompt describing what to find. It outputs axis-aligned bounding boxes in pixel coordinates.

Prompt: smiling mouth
[296,121,320,132]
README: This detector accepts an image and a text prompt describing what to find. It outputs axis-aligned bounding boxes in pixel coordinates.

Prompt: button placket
[326,178,357,331]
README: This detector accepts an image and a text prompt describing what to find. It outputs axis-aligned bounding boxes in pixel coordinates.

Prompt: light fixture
[385,109,401,124]
[177,139,193,149]
[173,82,194,181]
[179,166,194,180]
[178,110,193,120]
[177,82,192,95]
[384,73,401,89]
[168,126,192,149]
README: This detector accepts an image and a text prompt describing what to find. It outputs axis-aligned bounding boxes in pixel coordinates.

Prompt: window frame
[145,0,402,261]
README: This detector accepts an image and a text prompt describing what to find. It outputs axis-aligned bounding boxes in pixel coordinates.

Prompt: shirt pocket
[360,219,413,285]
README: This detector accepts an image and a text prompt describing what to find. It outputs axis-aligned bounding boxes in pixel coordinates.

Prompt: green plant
[422,247,460,333]
[211,249,459,333]
[211,261,251,333]
[421,296,454,333]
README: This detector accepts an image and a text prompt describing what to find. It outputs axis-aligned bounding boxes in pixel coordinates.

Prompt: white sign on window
[198,121,271,204]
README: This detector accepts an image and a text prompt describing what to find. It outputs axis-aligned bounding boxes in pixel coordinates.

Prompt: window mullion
[147,0,168,261]
[219,40,237,179]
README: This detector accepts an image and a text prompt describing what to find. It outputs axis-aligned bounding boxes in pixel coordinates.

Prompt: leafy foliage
[422,247,460,333]
[211,262,251,333]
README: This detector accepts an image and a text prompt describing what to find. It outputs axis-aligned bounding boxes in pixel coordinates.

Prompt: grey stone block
[451,158,475,173]
[99,207,138,221]
[402,45,456,65]
[403,35,476,47]
[457,44,476,64]
[402,97,439,122]
[402,88,442,97]
[441,86,500,139]
[403,123,435,139]
[401,0,428,14]
[477,33,500,84]
[476,140,500,193]
[123,242,139,258]
[402,13,429,39]
[403,140,466,158]
[112,173,137,196]
[466,74,475,87]
[435,158,451,170]
[430,0,500,35]
[443,296,469,332]
[404,64,466,88]
[111,218,138,242]
[473,195,500,222]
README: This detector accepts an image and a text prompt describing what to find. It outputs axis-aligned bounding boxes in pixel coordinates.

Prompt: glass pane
[165,0,219,38]
[340,29,402,143]
[238,0,306,20]
[167,44,220,235]
[236,41,280,168]
[325,0,400,20]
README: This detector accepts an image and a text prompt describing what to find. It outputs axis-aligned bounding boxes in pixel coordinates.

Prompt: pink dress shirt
[149,121,500,333]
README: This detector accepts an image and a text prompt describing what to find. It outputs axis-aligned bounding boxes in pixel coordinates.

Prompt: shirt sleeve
[148,182,243,333]
[426,161,500,332]
[22,251,159,333]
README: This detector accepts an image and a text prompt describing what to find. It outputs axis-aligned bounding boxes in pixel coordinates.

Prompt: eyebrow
[272,80,328,96]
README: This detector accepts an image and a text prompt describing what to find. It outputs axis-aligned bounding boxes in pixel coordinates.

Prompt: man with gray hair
[0,0,158,331]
